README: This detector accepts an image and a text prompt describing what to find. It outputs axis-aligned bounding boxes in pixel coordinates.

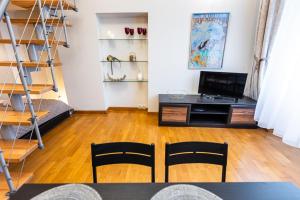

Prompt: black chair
[165,142,228,182]
[91,142,155,183]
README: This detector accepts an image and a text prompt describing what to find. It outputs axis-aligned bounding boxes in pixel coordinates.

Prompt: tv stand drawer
[161,105,189,124]
[230,107,256,125]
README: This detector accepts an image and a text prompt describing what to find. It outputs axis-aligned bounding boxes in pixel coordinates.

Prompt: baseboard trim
[148,111,158,115]
[74,110,107,114]
[107,107,148,112]
[74,108,154,114]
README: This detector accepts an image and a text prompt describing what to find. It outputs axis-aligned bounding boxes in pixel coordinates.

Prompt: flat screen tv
[198,71,248,98]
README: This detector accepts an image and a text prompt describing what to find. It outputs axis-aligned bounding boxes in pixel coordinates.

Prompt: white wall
[0,23,18,87]
[59,0,260,112]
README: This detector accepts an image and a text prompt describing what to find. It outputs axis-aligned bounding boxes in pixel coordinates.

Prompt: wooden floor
[10,111,300,186]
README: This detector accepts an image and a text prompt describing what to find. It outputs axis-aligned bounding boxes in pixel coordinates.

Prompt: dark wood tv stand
[159,94,257,128]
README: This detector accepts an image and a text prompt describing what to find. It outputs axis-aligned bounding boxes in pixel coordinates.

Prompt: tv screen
[198,71,248,98]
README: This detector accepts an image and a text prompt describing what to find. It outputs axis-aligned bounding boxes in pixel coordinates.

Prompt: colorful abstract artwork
[189,13,229,69]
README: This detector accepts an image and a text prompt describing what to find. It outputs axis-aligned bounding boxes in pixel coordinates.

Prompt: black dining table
[10,182,300,200]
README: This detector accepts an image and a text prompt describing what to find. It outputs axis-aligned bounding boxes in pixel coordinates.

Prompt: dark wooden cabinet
[159,104,190,125]
[161,105,189,123]
[159,94,257,128]
[229,106,256,125]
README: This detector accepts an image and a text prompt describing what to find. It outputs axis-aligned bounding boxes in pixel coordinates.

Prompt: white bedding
[0,99,72,139]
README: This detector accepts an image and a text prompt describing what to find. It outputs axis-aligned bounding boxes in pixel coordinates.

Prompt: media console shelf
[159,94,257,128]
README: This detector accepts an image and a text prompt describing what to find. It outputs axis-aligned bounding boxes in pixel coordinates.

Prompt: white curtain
[248,0,285,100]
[255,0,300,148]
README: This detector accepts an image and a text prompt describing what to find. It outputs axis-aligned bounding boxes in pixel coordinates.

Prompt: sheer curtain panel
[255,0,300,148]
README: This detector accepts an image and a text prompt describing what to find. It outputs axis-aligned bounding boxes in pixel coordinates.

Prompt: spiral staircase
[0,0,77,199]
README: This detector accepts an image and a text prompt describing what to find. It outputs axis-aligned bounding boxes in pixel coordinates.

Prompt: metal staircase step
[0,139,38,163]
[3,18,72,27]
[0,84,53,95]
[0,171,33,193]
[11,0,77,11]
[0,111,49,126]
[0,39,65,46]
[0,61,62,68]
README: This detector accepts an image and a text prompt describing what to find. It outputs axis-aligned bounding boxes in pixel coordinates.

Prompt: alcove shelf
[98,38,148,41]
[101,61,148,63]
[103,79,148,83]
[97,12,148,108]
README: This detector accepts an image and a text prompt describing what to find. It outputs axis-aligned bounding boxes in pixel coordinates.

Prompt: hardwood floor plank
[0,190,8,200]
[9,111,300,186]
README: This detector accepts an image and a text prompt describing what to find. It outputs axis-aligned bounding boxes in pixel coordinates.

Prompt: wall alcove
[97,13,148,109]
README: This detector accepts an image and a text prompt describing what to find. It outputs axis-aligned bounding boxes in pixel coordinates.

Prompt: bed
[0,99,73,139]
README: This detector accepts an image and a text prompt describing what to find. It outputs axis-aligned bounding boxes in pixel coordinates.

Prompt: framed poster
[189,13,230,69]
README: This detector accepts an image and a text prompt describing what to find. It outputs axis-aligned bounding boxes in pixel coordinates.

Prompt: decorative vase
[129,52,136,62]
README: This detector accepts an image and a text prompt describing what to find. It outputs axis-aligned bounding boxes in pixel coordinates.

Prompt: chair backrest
[165,142,228,182]
[91,142,155,183]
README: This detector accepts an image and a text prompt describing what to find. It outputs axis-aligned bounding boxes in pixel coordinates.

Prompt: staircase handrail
[0,0,9,19]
